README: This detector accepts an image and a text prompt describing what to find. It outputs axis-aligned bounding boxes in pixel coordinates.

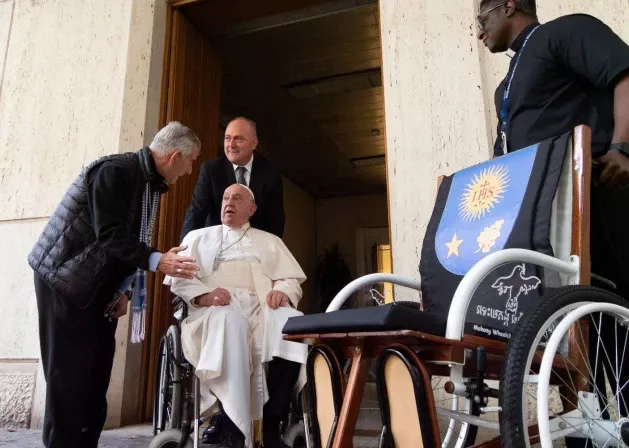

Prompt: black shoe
[219,421,245,448]
[201,413,222,444]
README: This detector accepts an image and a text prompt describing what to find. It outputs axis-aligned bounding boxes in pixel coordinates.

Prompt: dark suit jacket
[180,155,285,241]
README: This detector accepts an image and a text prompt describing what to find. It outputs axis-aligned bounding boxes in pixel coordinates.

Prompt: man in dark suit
[180,117,285,242]
[180,117,287,445]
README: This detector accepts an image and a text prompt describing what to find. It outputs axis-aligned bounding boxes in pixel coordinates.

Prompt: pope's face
[221,184,257,227]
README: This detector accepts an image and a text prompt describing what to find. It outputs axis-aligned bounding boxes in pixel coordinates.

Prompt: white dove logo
[491,264,541,326]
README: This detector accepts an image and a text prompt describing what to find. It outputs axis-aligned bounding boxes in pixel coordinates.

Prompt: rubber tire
[153,326,184,434]
[153,336,169,435]
[148,429,194,448]
[460,400,480,447]
[166,325,183,430]
[499,286,628,448]
[283,422,307,448]
[152,337,163,435]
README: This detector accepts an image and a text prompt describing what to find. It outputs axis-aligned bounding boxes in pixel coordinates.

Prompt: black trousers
[35,273,117,448]
[589,183,629,418]
[263,357,302,435]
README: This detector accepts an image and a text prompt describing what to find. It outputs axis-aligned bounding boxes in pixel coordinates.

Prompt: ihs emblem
[459,165,510,222]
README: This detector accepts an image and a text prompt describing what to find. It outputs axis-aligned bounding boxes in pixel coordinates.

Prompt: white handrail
[323,249,580,343]
[325,273,421,312]
[445,249,579,340]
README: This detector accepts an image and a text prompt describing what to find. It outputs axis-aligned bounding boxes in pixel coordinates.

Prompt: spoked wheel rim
[519,301,586,447]
[501,287,629,448]
[155,336,174,434]
[537,303,629,447]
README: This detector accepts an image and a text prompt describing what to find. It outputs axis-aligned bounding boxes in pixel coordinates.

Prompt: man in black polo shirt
[477,0,629,426]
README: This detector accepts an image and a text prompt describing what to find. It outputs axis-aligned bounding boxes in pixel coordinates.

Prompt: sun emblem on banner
[459,165,510,221]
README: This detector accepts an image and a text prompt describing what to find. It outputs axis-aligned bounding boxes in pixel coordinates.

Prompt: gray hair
[228,116,258,138]
[149,121,201,156]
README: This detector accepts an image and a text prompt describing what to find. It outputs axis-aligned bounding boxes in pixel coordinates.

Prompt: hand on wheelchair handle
[158,245,200,279]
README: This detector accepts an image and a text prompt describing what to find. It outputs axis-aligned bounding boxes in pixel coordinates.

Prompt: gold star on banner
[445,233,464,258]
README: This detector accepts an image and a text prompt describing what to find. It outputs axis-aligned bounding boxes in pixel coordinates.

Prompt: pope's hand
[266,290,289,310]
[158,246,199,279]
[197,288,231,307]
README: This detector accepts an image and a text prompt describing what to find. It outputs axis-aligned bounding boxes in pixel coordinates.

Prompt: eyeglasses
[476,2,506,30]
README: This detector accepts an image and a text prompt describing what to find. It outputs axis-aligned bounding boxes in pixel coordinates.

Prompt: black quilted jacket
[28,147,167,308]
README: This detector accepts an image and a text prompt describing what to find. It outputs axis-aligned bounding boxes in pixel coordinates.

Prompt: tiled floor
[0,425,154,447]
[0,425,384,448]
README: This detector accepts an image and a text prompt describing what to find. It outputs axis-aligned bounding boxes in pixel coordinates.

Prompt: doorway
[139,0,391,423]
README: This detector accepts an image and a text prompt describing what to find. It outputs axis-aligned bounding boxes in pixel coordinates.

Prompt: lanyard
[500,25,540,154]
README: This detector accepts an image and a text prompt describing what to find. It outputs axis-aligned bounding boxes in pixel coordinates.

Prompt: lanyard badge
[500,25,540,154]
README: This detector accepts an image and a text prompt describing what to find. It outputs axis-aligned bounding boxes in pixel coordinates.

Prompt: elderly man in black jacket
[180,117,285,241]
[28,121,201,448]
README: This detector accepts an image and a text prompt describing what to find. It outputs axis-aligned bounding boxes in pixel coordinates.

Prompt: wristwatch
[610,142,629,157]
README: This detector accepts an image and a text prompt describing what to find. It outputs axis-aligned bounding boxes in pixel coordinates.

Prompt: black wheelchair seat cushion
[282,303,447,337]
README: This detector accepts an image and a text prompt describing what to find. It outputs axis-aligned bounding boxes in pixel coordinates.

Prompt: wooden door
[139,7,222,420]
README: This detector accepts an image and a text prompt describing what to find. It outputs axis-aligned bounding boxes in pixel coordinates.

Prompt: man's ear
[252,138,258,151]
[249,203,258,217]
[168,150,182,165]
[504,0,516,17]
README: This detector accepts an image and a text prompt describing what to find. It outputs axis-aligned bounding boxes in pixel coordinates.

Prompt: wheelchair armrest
[445,248,579,340]
[326,273,421,312]
[172,296,188,321]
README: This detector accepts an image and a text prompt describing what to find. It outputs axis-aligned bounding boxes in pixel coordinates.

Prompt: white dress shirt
[217,223,260,264]
[232,155,253,186]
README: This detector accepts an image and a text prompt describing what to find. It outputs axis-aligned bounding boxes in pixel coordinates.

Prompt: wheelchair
[283,126,629,447]
[149,297,307,448]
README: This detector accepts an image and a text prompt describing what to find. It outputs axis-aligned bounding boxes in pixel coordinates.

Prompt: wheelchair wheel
[500,286,629,447]
[153,325,183,435]
[148,429,193,448]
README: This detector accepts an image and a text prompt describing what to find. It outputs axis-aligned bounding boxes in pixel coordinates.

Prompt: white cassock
[164,223,307,448]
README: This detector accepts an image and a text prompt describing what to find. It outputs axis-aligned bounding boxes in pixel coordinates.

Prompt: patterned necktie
[236,166,247,186]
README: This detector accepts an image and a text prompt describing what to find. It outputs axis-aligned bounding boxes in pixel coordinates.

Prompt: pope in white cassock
[165,184,307,448]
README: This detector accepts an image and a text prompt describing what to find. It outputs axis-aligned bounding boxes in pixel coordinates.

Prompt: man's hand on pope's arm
[193,288,231,307]
[266,290,289,310]
[157,246,200,279]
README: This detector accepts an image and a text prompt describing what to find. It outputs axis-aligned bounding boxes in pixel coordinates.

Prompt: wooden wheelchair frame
[285,125,592,447]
